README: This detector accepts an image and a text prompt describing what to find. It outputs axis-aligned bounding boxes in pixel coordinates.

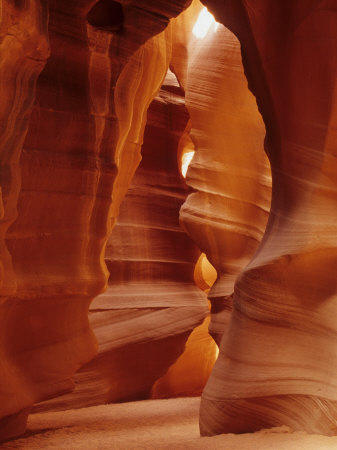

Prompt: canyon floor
[3,397,337,449]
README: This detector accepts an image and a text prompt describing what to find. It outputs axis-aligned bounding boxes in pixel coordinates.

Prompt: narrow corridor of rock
[1,0,337,446]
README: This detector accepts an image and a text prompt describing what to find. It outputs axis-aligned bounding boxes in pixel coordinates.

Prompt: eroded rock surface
[32,69,208,411]
[175,5,271,345]
[199,0,337,436]
[0,0,193,440]
[2,0,336,442]
[0,0,49,440]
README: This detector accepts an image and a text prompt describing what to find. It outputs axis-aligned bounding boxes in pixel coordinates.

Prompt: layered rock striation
[199,0,337,436]
[176,7,271,345]
[2,0,336,442]
[0,0,49,440]
[0,0,194,440]
[33,69,208,411]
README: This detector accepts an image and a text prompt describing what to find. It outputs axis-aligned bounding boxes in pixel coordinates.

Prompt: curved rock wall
[95,69,208,404]
[175,5,271,345]
[0,0,193,440]
[2,0,335,441]
[32,69,208,411]
[200,0,337,436]
[0,0,49,440]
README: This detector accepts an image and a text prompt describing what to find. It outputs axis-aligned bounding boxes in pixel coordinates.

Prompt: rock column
[200,0,337,436]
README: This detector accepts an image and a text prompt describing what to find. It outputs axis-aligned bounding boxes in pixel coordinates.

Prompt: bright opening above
[192,7,218,39]
[181,151,195,177]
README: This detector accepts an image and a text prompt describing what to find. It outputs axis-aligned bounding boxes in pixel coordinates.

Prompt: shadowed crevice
[87,0,124,32]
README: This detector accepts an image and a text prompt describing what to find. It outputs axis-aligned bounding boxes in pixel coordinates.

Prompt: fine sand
[3,397,337,449]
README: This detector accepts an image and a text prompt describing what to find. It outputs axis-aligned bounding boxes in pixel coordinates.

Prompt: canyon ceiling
[0,0,337,442]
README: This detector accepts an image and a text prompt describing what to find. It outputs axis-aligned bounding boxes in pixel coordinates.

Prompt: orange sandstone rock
[175,3,271,345]
[3,0,335,441]
[0,0,49,441]
[0,0,193,440]
[32,69,208,411]
[200,0,337,436]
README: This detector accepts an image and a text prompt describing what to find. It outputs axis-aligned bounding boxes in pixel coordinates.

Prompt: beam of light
[181,150,195,177]
[192,7,217,39]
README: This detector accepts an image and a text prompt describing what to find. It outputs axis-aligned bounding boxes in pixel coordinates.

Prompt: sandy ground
[3,397,337,449]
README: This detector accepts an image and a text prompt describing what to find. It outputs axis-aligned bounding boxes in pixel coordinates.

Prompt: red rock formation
[3,0,335,441]
[32,69,208,411]
[0,0,193,440]
[92,69,208,403]
[152,309,218,399]
[174,4,271,345]
[199,0,337,436]
[0,0,49,440]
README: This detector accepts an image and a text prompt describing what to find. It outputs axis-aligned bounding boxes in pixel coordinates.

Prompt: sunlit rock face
[151,249,218,398]
[0,0,193,440]
[199,0,337,437]
[175,3,271,345]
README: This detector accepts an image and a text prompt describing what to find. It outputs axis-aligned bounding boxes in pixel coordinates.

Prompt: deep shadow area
[87,0,124,32]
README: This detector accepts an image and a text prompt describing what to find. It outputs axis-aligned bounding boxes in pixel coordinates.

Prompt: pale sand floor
[3,397,337,449]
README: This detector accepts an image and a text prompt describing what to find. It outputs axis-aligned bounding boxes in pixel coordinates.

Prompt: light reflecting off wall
[181,150,195,177]
[192,7,217,39]
[194,253,217,292]
[215,344,219,359]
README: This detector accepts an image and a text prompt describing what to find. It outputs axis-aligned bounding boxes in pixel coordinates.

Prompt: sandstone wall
[0,0,49,440]
[200,0,337,436]
[0,0,193,440]
[172,2,271,345]
[2,0,335,441]
[32,68,209,412]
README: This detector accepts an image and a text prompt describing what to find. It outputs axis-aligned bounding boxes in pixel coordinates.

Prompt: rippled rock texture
[1,0,337,442]
[199,0,337,437]
[176,11,271,346]
[0,0,195,440]
[0,0,50,440]
[32,69,209,412]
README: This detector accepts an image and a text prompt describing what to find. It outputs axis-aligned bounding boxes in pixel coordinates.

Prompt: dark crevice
[87,0,124,33]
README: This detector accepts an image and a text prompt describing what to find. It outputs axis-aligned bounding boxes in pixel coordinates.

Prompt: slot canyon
[1,0,337,448]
